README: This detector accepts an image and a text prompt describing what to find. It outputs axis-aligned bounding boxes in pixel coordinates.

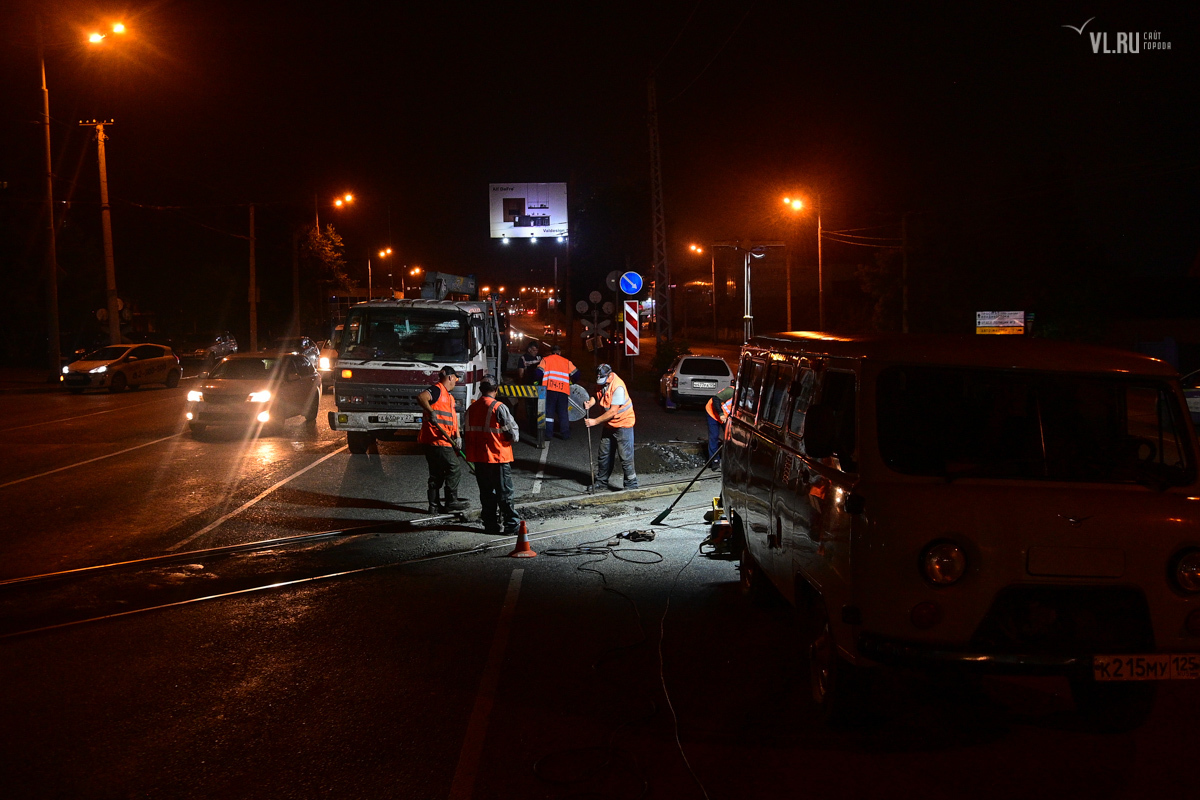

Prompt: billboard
[489,182,568,239]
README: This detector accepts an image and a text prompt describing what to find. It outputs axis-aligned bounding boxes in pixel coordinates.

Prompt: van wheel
[808,601,864,727]
[1068,675,1157,732]
[347,431,373,454]
[738,540,771,603]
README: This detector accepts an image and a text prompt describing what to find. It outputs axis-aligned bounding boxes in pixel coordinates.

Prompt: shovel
[650,443,722,525]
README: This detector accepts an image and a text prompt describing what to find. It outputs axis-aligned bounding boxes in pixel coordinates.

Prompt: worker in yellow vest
[537,345,580,440]
[464,376,522,534]
[583,363,638,491]
[416,366,469,513]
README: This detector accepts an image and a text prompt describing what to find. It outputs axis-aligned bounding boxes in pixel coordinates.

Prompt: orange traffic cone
[508,520,537,558]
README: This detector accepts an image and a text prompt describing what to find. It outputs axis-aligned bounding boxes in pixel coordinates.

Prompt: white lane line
[529,440,551,495]
[0,433,182,490]
[0,397,176,433]
[448,568,524,800]
[166,445,348,551]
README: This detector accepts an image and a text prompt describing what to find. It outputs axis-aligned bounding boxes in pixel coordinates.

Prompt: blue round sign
[619,271,643,294]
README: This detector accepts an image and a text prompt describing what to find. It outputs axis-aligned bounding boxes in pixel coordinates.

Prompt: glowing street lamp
[689,243,718,344]
[782,194,822,330]
[88,22,127,44]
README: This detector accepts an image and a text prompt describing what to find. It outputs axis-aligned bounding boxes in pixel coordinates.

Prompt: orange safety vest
[464,396,513,463]
[540,354,576,394]
[418,384,459,447]
[706,395,734,421]
[598,373,635,428]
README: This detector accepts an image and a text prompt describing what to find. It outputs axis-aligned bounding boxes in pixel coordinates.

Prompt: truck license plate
[1093,654,1200,681]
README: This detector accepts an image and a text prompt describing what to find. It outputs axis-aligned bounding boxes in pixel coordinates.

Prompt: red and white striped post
[624,301,640,357]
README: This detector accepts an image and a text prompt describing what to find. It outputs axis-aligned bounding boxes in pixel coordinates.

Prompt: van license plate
[1093,654,1200,681]
[692,380,717,389]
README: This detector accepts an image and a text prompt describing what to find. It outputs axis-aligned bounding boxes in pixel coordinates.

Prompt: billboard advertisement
[489,182,568,239]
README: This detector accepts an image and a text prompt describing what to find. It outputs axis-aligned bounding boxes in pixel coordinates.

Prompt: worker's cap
[596,364,612,381]
[439,365,458,379]
[479,374,498,393]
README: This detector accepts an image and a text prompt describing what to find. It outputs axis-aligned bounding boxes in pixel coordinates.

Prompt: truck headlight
[922,541,967,585]
[249,390,272,403]
[1174,549,1200,593]
[187,390,203,402]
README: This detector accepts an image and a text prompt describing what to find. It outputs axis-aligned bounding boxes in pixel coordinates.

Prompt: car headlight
[89,365,107,374]
[187,390,203,402]
[61,366,70,375]
[1174,549,1200,593]
[249,390,272,403]
[922,541,967,585]
[319,356,331,370]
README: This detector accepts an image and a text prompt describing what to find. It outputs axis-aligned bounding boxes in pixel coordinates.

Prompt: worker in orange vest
[417,366,470,513]
[464,376,523,534]
[583,363,638,491]
[705,386,735,469]
[537,345,580,440]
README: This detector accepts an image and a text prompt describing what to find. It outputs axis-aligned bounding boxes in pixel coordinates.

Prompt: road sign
[606,271,621,292]
[602,301,614,315]
[588,290,602,304]
[620,271,643,294]
[575,300,590,314]
[624,301,640,356]
[976,311,1026,335]
[580,318,611,337]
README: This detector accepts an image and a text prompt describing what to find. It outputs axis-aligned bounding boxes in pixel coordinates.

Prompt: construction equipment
[651,444,721,525]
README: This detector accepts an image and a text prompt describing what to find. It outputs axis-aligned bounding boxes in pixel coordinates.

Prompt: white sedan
[62,344,182,393]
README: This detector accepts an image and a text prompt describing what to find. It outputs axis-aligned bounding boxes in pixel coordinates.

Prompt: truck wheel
[808,600,865,728]
[1069,675,1157,732]
[347,431,373,454]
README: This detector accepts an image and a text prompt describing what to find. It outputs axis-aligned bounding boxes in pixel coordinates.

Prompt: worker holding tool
[417,366,470,513]
[537,345,580,440]
[705,386,735,469]
[583,363,639,491]
[464,375,523,535]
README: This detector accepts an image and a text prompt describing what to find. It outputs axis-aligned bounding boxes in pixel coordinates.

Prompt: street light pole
[711,250,717,344]
[37,16,61,374]
[82,119,121,345]
[817,193,825,331]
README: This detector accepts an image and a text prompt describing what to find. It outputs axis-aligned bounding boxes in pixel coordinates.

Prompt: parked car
[172,333,238,364]
[723,332,1200,729]
[1182,369,1200,425]
[62,344,182,393]
[269,336,320,368]
[659,355,735,411]
[185,353,321,434]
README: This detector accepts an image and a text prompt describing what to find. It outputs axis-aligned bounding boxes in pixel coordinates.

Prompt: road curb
[515,474,720,517]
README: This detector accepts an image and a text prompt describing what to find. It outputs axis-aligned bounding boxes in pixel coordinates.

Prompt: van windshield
[339,308,469,363]
[877,366,1196,487]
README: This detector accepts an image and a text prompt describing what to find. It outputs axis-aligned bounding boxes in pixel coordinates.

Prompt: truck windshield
[877,366,1196,487]
[338,308,470,363]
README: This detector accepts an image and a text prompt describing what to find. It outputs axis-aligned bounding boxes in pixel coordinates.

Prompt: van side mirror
[803,404,837,459]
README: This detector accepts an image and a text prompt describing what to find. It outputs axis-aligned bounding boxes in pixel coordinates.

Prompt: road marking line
[448,568,523,800]
[166,445,348,551]
[530,440,551,494]
[0,433,182,490]
[0,397,175,433]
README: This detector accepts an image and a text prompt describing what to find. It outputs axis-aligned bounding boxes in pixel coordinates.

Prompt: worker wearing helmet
[583,363,638,491]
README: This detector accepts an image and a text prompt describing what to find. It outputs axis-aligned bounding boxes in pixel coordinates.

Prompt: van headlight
[249,390,272,403]
[922,541,967,585]
[1174,549,1200,593]
[187,390,203,402]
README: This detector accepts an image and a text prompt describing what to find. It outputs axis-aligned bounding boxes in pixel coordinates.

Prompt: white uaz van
[722,332,1200,728]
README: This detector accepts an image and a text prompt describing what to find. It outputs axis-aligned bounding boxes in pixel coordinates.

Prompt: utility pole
[902,212,910,334]
[647,77,671,347]
[817,193,825,331]
[37,15,61,375]
[81,119,121,345]
[249,204,258,351]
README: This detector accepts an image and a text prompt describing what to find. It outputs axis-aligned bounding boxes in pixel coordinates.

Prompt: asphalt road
[1,372,1198,798]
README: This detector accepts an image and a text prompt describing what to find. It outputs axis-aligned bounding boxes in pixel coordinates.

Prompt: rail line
[0,500,714,640]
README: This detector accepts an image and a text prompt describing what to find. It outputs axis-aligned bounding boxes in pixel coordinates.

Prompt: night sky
[1,1,1197,357]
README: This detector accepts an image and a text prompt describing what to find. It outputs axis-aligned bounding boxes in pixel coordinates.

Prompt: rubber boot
[443,490,470,512]
[427,487,443,514]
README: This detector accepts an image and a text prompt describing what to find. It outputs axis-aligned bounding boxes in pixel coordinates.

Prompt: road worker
[705,386,735,469]
[464,376,522,535]
[583,363,639,491]
[537,345,580,440]
[416,366,470,513]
